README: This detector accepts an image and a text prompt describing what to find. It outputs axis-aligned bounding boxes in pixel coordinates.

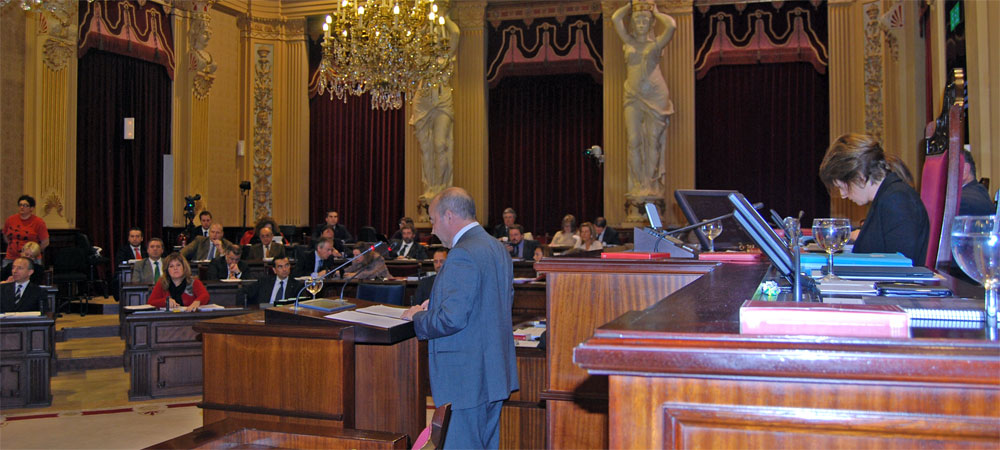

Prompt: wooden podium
[194,300,426,443]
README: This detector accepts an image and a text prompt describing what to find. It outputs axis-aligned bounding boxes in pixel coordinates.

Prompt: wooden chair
[919,68,966,270]
[412,403,452,450]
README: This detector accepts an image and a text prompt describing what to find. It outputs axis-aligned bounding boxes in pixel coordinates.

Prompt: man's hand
[227,262,241,279]
[401,300,429,321]
[212,240,224,254]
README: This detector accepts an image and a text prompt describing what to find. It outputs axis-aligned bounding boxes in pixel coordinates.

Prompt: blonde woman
[574,222,604,252]
[550,214,581,247]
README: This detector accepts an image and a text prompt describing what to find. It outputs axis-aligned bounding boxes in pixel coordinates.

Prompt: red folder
[601,252,671,260]
[740,300,910,338]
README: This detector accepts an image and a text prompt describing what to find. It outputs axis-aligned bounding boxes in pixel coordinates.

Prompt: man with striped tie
[1,257,44,313]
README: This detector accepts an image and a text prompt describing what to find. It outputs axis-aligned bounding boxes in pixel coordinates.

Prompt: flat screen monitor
[674,189,750,250]
[728,192,794,280]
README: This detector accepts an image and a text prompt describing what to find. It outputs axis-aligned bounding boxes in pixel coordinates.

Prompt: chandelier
[0,0,92,12]
[316,0,454,110]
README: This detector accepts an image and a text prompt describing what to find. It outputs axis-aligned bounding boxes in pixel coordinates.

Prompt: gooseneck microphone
[293,241,391,310]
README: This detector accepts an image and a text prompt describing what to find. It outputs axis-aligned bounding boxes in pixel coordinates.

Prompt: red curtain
[77,50,171,266]
[308,94,406,238]
[488,73,603,239]
[694,62,830,222]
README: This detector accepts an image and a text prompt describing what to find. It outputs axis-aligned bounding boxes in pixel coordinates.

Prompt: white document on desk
[326,310,409,328]
[356,304,407,319]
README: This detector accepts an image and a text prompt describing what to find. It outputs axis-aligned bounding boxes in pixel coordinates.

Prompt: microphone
[293,241,391,309]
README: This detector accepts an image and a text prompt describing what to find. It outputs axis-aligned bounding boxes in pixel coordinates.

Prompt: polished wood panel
[502,348,545,450]
[575,263,1000,449]
[534,257,716,449]
[198,311,356,428]
[124,308,249,400]
[149,418,408,449]
[0,314,54,409]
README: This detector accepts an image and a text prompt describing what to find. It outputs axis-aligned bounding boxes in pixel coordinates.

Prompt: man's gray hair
[435,187,477,220]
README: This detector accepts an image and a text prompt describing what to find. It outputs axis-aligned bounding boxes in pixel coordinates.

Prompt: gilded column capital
[38,0,77,72]
[657,0,692,15]
[237,15,305,40]
[455,1,486,30]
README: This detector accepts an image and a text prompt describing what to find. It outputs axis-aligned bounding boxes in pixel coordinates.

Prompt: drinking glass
[812,218,851,282]
[951,216,1000,319]
[306,277,324,301]
[700,221,723,252]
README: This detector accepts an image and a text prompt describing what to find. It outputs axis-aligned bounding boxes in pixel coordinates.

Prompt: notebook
[824,297,985,322]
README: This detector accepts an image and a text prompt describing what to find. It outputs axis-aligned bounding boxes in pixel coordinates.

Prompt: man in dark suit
[244,256,302,306]
[131,238,166,284]
[1,257,45,313]
[594,217,621,246]
[504,224,538,260]
[492,207,516,239]
[412,248,447,305]
[115,227,147,264]
[294,237,338,278]
[180,223,233,261]
[205,245,249,281]
[246,226,286,260]
[959,150,995,216]
[402,187,518,448]
[387,225,428,260]
[312,210,354,244]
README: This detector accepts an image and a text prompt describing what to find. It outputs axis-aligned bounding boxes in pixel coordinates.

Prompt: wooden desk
[574,263,1000,448]
[148,418,407,449]
[119,281,255,337]
[0,314,54,409]
[123,308,250,400]
[533,257,718,449]
[196,303,427,443]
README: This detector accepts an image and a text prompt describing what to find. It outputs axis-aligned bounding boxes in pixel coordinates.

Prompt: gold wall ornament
[188,0,217,99]
[36,0,75,71]
[42,191,64,218]
[42,37,72,71]
[253,45,274,220]
[862,1,884,140]
[316,0,457,110]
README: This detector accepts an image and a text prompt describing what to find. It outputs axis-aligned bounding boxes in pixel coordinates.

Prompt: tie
[207,243,216,260]
[203,229,209,237]
[14,284,23,301]
[402,243,410,257]
[274,280,285,304]
[134,247,142,260]
[315,257,322,273]
[263,244,269,257]
[153,261,160,280]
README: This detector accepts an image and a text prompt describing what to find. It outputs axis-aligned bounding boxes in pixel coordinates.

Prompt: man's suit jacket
[412,225,518,409]
[1,282,44,313]
[492,224,510,239]
[508,239,539,260]
[412,274,436,305]
[598,227,622,246]
[115,244,147,264]
[131,258,165,284]
[293,251,337,278]
[387,240,428,260]
[244,275,303,306]
[204,256,249,281]
[312,223,354,243]
[246,242,286,260]
[180,236,234,261]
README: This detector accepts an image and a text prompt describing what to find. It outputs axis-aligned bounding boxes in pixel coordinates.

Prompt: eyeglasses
[18,203,31,208]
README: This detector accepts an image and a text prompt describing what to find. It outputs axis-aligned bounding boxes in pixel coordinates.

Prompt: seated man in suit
[388,225,428,260]
[312,225,345,257]
[131,238,166,284]
[115,227,147,264]
[959,150,995,216]
[505,224,539,260]
[493,207,517,239]
[294,237,338,278]
[1,257,44,312]
[313,210,354,244]
[205,245,249,281]
[180,223,232,261]
[412,248,447,305]
[246,226,286,260]
[244,256,302,307]
[194,210,213,238]
[389,216,420,242]
[594,217,621,246]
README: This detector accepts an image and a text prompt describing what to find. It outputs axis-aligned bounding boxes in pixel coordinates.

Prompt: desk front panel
[0,316,54,409]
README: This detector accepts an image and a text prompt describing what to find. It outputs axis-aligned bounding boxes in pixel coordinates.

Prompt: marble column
[452,1,489,223]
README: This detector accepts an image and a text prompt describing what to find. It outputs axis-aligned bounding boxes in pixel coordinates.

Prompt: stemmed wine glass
[951,216,1000,319]
[305,276,324,301]
[812,218,851,282]
[700,221,723,252]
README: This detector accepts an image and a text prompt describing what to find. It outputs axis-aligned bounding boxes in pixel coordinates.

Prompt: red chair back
[919,69,965,269]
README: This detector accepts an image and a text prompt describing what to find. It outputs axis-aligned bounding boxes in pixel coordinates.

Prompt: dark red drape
[308,94,406,238]
[77,50,170,266]
[488,73,603,239]
[695,62,830,223]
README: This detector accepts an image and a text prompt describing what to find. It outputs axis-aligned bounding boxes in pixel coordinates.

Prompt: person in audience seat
[505,224,539,260]
[342,242,391,280]
[295,237,338,278]
[1,242,45,285]
[205,245,249,281]
[819,133,929,265]
[413,248,448,305]
[388,225,428,260]
[116,227,147,263]
[244,256,302,306]
[390,216,420,242]
[131,238,166,284]
[550,214,580,247]
[959,149,995,216]
[313,225,345,257]
[493,207,517,239]
[147,253,209,312]
[246,226,286,260]
[574,221,605,252]
[1,257,45,313]
[313,210,354,244]
[594,217,622,246]
[180,223,232,261]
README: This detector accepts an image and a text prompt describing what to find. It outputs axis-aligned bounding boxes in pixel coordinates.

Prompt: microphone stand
[649,203,764,253]
[292,242,391,312]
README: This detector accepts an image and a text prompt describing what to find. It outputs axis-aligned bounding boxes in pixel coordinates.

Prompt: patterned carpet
[0,401,202,449]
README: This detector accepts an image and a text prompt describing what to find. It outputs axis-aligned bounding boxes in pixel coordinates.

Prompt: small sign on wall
[124,117,135,140]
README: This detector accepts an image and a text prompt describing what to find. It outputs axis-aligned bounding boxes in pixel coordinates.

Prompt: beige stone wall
[0,7,26,214]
